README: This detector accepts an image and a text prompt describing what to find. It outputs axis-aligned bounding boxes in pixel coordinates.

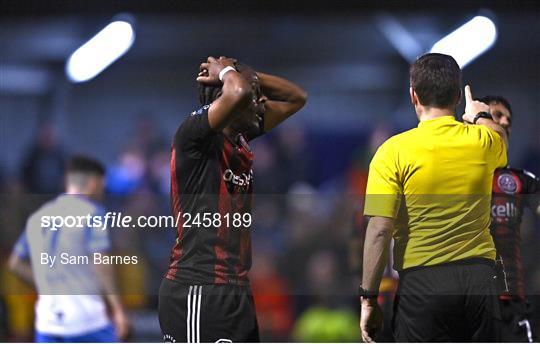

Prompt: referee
[359,53,508,342]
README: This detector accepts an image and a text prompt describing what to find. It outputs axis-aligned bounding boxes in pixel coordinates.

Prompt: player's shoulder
[27,202,50,227]
[189,104,210,118]
[81,198,105,215]
[175,104,212,137]
[26,197,63,229]
[505,166,539,181]
[64,194,103,212]
[522,169,538,181]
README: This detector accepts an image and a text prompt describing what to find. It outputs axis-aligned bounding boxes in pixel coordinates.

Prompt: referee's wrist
[473,111,493,124]
[358,286,379,300]
[474,117,494,125]
[360,296,378,307]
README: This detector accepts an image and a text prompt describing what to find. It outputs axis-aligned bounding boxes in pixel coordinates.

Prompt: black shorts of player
[499,298,536,343]
[158,278,259,343]
[392,258,502,342]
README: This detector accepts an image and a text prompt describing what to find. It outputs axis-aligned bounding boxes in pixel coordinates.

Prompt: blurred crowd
[1,115,539,342]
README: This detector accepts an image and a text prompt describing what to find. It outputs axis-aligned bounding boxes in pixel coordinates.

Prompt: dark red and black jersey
[166,106,260,285]
[491,167,540,300]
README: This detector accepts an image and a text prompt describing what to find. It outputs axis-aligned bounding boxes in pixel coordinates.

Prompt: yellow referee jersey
[364,116,507,270]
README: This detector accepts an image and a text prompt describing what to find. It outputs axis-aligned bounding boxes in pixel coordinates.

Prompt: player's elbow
[289,83,307,103]
[7,254,21,272]
[288,89,307,114]
[297,89,308,107]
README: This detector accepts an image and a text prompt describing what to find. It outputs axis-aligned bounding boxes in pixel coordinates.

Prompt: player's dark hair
[410,53,462,109]
[198,62,253,106]
[66,155,105,176]
[477,95,513,115]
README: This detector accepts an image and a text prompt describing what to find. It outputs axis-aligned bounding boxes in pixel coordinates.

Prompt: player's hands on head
[360,298,384,343]
[462,85,490,124]
[196,56,237,85]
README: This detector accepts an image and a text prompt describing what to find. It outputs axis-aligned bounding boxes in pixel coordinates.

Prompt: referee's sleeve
[480,126,507,169]
[363,142,402,219]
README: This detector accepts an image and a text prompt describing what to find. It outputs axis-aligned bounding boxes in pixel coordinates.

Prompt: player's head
[409,53,462,115]
[65,155,106,197]
[198,61,266,134]
[477,95,512,136]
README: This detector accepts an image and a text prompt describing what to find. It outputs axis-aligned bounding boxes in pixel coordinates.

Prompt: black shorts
[393,258,502,342]
[158,278,259,343]
[499,298,536,343]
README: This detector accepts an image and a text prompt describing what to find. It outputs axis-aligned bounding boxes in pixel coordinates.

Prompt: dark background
[1,0,539,341]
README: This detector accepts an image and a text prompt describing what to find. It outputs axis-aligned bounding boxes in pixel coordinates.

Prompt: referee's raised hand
[462,85,490,123]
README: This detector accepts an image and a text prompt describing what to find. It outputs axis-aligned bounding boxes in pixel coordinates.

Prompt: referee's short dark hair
[477,95,513,116]
[66,155,105,176]
[410,53,462,109]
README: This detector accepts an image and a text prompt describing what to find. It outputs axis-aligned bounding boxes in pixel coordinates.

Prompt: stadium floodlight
[376,13,423,63]
[430,16,497,68]
[66,20,135,83]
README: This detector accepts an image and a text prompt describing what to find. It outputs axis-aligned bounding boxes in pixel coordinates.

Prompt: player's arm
[529,177,540,216]
[197,56,253,132]
[360,216,393,343]
[93,261,130,340]
[535,177,540,216]
[88,219,129,340]
[462,85,508,147]
[8,231,34,287]
[8,254,34,287]
[257,72,307,132]
[525,172,540,216]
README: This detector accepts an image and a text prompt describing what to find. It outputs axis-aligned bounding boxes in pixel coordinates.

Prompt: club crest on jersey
[497,172,519,194]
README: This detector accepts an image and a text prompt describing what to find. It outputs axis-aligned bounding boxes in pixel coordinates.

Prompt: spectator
[20,123,65,194]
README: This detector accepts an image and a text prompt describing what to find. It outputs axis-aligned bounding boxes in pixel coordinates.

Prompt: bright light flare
[66,21,135,83]
[430,16,497,68]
